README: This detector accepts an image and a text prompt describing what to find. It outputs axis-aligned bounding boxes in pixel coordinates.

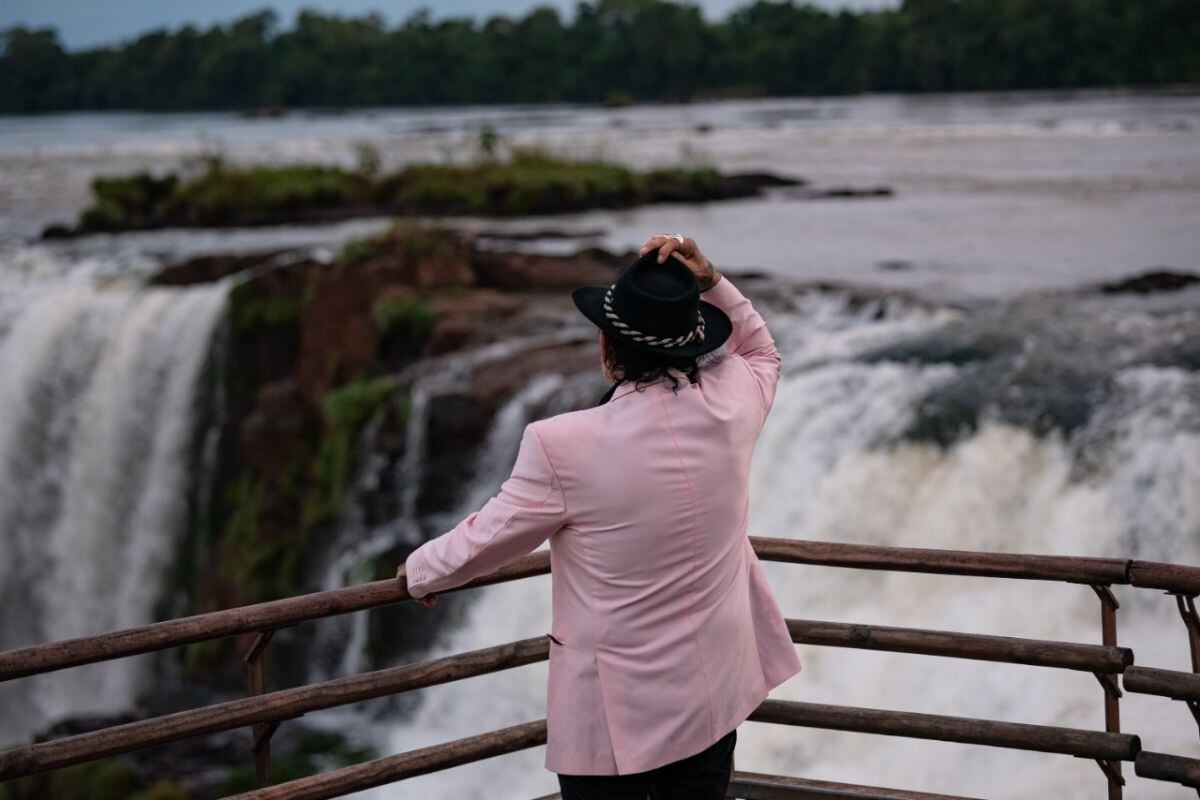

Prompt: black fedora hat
[572,249,732,358]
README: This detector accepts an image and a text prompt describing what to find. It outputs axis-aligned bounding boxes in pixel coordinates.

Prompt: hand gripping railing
[1,537,1199,800]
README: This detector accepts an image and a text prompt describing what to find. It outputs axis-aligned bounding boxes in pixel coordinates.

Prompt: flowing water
[0,242,230,744]
[331,282,1200,799]
[0,90,1198,796]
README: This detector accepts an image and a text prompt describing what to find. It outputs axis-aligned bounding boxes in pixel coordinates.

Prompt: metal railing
[2,537,1199,799]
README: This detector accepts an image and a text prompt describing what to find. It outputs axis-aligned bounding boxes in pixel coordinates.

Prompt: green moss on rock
[373,296,437,341]
[228,281,301,335]
[304,378,399,531]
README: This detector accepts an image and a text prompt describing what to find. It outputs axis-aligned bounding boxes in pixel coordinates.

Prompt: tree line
[2,0,1198,113]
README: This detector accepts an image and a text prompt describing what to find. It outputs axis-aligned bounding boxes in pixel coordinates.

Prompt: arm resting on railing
[402,422,566,599]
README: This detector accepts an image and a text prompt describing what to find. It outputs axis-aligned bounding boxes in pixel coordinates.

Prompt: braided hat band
[602,284,706,348]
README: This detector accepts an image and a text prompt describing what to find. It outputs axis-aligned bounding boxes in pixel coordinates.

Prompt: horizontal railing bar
[7,538,1195,685]
[727,771,986,800]
[746,699,1140,761]
[224,699,1134,800]
[0,551,550,682]
[220,719,547,800]
[1123,666,1200,701]
[0,619,1142,781]
[1130,560,1200,596]
[787,619,1132,673]
[1135,751,1200,789]
[750,538,1131,586]
[0,637,548,780]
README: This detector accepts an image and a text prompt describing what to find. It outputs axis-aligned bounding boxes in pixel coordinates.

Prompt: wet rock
[425,289,525,355]
[417,393,495,516]
[40,223,73,239]
[1099,269,1200,295]
[471,247,624,290]
[152,250,297,286]
[470,341,597,409]
[777,184,895,200]
[473,226,608,241]
[239,380,321,474]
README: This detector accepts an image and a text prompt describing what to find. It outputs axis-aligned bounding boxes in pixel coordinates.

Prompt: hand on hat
[638,234,721,291]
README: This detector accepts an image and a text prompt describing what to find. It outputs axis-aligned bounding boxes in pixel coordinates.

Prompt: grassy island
[60,147,798,235]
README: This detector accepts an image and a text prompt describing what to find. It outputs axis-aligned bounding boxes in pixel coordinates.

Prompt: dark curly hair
[603,333,703,393]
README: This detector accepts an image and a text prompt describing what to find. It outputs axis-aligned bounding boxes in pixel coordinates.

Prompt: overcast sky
[3,0,898,49]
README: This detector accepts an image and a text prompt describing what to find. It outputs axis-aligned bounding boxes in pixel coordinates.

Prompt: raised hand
[638,233,721,291]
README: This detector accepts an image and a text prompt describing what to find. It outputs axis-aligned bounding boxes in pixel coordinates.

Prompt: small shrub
[81,172,179,230]
[353,141,382,177]
[373,296,437,341]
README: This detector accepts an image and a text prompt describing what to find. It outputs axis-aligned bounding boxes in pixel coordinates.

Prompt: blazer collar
[607,369,689,404]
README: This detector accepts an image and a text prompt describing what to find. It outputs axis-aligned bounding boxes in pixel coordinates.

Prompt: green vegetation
[304,378,400,531]
[337,235,393,266]
[2,0,1197,113]
[210,373,409,606]
[68,145,750,233]
[228,280,301,335]
[0,759,188,800]
[378,146,643,215]
[373,296,438,341]
[80,156,373,232]
[217,475,276,600]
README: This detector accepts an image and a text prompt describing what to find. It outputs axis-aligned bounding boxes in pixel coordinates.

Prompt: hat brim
[571,285,732,359]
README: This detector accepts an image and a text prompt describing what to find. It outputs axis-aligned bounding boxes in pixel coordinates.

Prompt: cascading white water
[0,243,230,748]
[329,283,1200,800]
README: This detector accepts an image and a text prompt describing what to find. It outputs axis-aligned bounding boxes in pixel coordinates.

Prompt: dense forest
[2,0,1198,113]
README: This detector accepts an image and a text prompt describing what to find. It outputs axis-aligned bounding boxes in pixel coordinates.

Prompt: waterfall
[335,282,1200,800]
[307,333,597,684]
[0,244,230,748]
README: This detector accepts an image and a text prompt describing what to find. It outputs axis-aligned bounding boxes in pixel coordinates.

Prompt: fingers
[655,238,682,263]
[638,234,669,255]
[395,565,436,606]
[637,234,691,263]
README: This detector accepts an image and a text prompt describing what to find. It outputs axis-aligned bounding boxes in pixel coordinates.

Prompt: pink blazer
[404,274,803,775]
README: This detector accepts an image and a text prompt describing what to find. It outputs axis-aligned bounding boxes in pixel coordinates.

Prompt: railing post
[1172,593,1200,741]
[1092,584,1123,800]
[1174,594,1200,673]
[244,629,277,786]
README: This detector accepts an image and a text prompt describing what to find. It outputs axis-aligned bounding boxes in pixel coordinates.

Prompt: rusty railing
[1,537,1199,799]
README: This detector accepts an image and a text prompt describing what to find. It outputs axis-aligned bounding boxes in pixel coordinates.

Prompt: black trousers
[556,728,736,800]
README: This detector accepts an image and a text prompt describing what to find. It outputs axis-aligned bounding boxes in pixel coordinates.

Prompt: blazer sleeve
[702,274,783,422]
[403,421,566,599]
